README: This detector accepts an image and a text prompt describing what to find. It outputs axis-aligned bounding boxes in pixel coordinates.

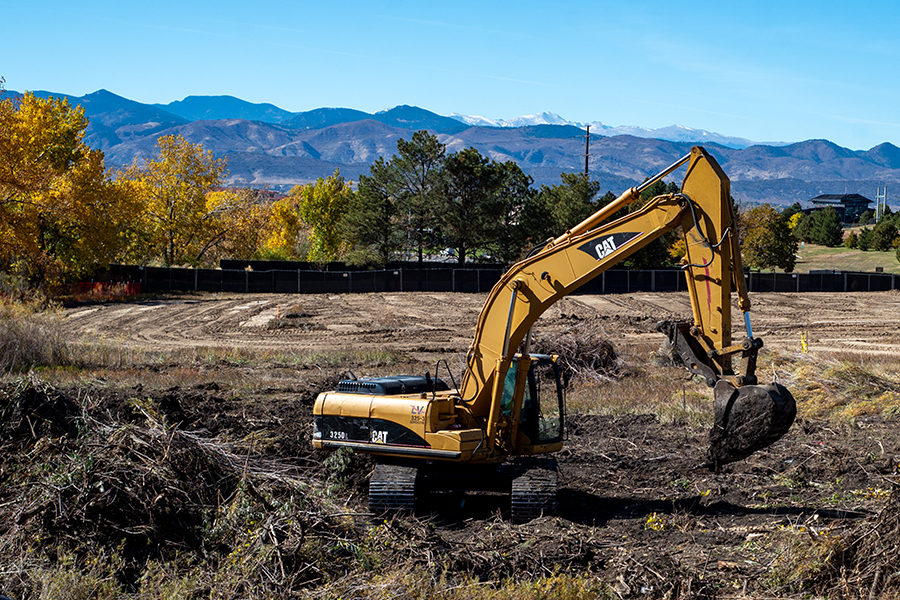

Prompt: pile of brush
[817,482,900,597]
[529,321,626,384]
[0,376,368,598]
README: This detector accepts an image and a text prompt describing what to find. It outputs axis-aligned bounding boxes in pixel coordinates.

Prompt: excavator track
[510,458,558,523]
[369,463,417,513]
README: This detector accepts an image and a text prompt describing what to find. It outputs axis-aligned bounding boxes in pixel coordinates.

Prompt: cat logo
[594,237,618,260]
[577,232,642,262]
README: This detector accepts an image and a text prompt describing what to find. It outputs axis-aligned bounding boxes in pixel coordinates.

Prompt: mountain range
[8,88,900,206]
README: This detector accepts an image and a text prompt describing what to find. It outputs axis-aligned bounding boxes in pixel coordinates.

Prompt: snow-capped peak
[448,113,501,127]
[447,112,757,148]
[449,111,576,129]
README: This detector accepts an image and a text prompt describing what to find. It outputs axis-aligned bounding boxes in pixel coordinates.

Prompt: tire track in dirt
[62,293,486,357]
[61,290,900,357]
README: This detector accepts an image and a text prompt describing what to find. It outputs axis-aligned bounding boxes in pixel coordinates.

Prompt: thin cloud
[814,113,900,129]
[383,15,543,41]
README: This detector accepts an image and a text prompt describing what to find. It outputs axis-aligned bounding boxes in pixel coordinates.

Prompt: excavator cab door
[529,357,565,444]
[501,355,565,449]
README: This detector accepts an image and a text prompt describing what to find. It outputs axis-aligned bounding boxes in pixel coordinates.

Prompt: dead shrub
[0,376,369,599]
[813,485,900,597]
[0,375,80,441]
[529,322,626,384]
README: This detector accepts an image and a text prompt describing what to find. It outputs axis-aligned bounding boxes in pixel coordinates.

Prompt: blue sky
[4,0,899,150]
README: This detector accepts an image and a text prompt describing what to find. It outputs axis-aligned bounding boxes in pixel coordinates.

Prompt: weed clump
[829,485,900,596]
[763,485,900,597]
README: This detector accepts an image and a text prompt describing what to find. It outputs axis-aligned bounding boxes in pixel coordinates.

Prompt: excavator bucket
[706,380,796,469]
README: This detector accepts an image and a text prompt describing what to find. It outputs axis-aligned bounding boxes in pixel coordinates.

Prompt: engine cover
[337,375,448,396]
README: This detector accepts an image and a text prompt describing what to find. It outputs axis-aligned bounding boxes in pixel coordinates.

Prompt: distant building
[808,194,873,223]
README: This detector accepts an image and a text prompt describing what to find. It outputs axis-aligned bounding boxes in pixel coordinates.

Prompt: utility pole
[582,124,591,175]
[875,186,887,221]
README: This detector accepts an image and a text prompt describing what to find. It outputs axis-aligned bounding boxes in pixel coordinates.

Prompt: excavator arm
[460,147,795,467]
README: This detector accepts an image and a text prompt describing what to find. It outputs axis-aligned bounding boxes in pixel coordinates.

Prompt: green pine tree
[808,207,844,247]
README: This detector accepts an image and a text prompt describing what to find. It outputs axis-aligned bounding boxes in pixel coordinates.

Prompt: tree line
[0,88,679,285]
[0,89,259,285]
[3,85,898,286]
[741,201,900,273]
[342,130,680,268]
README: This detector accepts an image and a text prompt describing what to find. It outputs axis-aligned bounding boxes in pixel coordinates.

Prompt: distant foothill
[4,88,900,206]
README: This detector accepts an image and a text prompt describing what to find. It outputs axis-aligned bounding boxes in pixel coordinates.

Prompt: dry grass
[305,568,615,599]
[0,298,70,371]
[14,335,408,392]
[563,339,714,426]
[64,340,407,370]
[768,350,900,421]
[566,371,713,426]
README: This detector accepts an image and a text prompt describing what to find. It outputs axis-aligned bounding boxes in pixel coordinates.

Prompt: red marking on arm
[704,265,712,322]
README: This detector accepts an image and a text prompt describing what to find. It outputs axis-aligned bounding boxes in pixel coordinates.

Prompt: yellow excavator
[312,146,796,521]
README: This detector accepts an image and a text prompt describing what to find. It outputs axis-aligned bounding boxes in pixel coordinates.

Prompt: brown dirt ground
[56,291,900,596]
[59,290,900,358]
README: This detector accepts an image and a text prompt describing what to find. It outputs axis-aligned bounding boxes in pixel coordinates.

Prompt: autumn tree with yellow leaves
[0,86,136,283]
[121,135,282,267]
[294,170,354,263]
[121,135,229,266]
[261,170,353,263]
[201,188,274,265]
[259,194,307,260]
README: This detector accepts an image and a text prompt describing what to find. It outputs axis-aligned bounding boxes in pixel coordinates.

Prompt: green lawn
[794,243,900,274]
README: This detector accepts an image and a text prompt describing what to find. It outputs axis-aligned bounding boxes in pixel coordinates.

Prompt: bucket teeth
[706,380,797,469]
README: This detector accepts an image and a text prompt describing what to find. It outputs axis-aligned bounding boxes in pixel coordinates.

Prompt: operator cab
[500,354,565,448]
